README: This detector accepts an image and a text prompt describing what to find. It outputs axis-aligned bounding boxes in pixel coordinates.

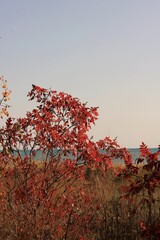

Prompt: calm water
[11,148,159,164]
[127,148,159,163]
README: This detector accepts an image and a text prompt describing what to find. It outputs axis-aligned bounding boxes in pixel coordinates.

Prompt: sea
[127,148,159,164]
[10,148,159,165]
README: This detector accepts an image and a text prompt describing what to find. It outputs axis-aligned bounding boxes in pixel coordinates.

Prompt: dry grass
[84,167,160,240]
[0,163,160,240]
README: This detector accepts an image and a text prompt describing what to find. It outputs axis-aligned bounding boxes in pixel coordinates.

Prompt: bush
[0,84,159,239]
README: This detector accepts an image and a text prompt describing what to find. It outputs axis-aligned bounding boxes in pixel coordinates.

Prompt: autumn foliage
[0,75,11,118]
[0,83,159,239]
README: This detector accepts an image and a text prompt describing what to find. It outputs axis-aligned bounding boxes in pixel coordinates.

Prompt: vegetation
[0,79,159,239]
[0,75,11,118]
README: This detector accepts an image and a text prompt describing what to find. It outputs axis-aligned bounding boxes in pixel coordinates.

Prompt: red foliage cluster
[0,84,159,239]
[119,142,160,239]
[0,85,126,239]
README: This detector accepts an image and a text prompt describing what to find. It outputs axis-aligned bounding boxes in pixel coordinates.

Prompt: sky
[0,0,160,148]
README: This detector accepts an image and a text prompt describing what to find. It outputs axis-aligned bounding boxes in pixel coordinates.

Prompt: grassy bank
[84,167,160,239]
[0,160,160,240]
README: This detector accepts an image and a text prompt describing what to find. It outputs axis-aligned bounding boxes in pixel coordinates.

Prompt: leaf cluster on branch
[0,75,11,118]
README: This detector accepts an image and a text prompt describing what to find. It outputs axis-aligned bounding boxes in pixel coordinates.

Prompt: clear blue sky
[0,0,160,147]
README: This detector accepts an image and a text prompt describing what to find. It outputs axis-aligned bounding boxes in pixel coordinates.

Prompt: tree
[0,84,123,239]
[0,75,11,118]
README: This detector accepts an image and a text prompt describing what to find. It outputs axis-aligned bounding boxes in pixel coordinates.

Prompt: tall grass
[86,168,160,239]
[0,163,159,240]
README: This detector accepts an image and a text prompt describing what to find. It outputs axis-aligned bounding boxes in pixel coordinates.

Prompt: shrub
[0,83,159,239]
